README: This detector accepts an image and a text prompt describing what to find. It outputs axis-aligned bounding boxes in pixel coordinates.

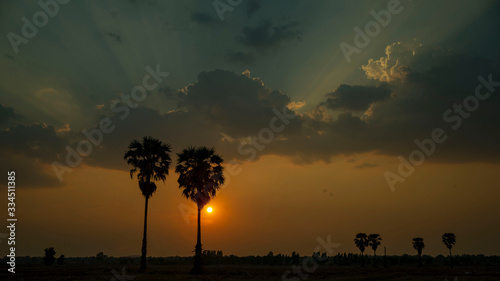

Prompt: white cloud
[361,39,422,82]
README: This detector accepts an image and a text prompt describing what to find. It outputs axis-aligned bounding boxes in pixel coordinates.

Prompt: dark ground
[1,264,500,281]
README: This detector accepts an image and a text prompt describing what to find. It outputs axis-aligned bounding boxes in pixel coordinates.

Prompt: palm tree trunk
[418,251,422,266]
[361,252,364,267]
[140,196,149,273]
[374,250,377,267]
[192,206,202,274]
[383,246,387,268]
[449,248,453,267]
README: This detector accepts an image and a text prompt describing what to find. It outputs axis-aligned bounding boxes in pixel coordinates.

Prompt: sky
[1,0,500,258]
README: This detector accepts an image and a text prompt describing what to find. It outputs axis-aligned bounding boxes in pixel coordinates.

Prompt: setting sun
[207,207,213,213]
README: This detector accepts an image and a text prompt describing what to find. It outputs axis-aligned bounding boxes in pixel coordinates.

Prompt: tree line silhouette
[26,248,499,268]
[8,231,497,269]
[30,136,470,274]
[353,232,457,267]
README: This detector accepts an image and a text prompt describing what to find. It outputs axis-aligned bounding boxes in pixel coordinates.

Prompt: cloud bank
[2,41,500,187]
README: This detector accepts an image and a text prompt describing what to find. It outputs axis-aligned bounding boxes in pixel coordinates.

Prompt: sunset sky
[1,0,500,258]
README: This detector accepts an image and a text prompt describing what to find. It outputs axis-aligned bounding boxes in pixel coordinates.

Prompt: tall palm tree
[442,233,456,266]
[175,146,224,274]
[412,237,425,266]
[124,136,171,273]
[367,234,382,266]
[354,233,369,267]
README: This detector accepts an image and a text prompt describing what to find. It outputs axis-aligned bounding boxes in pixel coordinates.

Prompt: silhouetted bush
[43,247,56,266]
[96,252,108,263]
[57,255,65,265]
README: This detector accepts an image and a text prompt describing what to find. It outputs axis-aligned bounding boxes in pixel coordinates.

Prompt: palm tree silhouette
[412,237,425,266]
[124,136,171,273]
[175,146,224,274]
[354,233,369,267]
[442,233,456,266]
[367,234,382,266]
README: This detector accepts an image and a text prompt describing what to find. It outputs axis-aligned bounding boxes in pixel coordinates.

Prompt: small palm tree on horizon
[175,146,224,274]
[124,136,171,273]
[367,234,382,266]
[354,233,369,267]
[412,237,425,266]
[442,233,456,266]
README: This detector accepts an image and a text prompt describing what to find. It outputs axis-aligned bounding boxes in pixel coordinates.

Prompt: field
[2,264,500,281]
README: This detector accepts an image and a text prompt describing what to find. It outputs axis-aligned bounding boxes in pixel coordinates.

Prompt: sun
[207,207,213,213]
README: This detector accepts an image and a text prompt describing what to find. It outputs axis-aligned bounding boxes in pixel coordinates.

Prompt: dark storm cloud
[86,106,224,171]
[0,123,68,188]
[361,54,500,162]
[321,84,391,112]
[0,104,20,129]
[41,69,299,174]
[2,51,499,187]
[91,54,500,168]
[236,20,300,52]
[176,69,300,138]
[83,70,303,170]
[0,123,67,162]
[0,106,68,187]
[160,86,184,101]
[268,53,500,164]
[191,12,219,26]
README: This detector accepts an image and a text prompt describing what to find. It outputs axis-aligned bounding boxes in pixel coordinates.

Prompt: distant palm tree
[175,146,224,274]
[442,233,456,266]
[354,233,369,267]
[368,234,382,266]
[412,237,425,266]
[124,137,171,273]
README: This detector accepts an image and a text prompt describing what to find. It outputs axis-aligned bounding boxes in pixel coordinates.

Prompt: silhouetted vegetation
[96,251,108,263]
[291,251,301,265]
[43,247,56,266]
[124,136,172,273]
[354,233,368,266]
[56,255,65,265]
[412,237,425,266]
[442,233,456,266]
[11,253,500,267]
[367,234,382,266]
[175,146,225,274]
